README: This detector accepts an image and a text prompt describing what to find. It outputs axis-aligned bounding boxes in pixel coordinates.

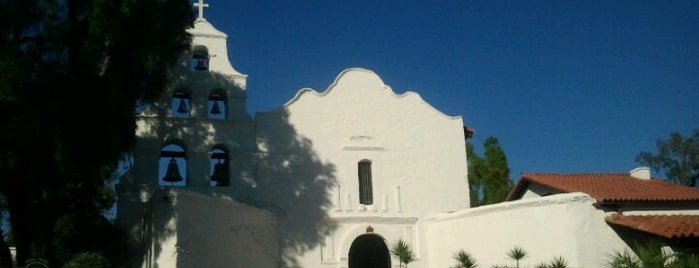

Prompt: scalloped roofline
[257,67,462,121]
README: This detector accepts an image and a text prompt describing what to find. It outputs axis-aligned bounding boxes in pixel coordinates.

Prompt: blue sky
[200,1,698,180]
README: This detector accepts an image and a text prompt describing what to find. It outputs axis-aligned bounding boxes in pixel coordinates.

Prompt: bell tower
[113,1,273,266]
[183,0,248,121]
[116,0,262,239]
[117,0,255,189]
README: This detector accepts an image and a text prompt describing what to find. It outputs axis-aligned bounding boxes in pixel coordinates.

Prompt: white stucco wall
[292,219,420,268]
[258,68,469,216]
[426,193,632,268]
[255,68,469,267]
[187,19,246,80]
[173,192,279,268]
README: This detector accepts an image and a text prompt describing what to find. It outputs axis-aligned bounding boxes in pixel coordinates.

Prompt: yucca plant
[390,238,415,268]
[507,246,527,268]
[607,251,641,268]
[607,239,699,268]
[634,240,670,267]
[452,249,478,268]
[548,256,568,268]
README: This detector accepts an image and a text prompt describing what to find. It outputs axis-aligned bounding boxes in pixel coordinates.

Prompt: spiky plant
[607,251,641,268]
[452,249,478,268]
[635,240,670,267]
[507,246,527,268]
[548,256,568,268]
[534,263,549,268]
[390,238,415,268]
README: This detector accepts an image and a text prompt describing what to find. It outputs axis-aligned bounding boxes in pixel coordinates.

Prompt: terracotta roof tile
[507,173,699,202]
[606,214,699,239]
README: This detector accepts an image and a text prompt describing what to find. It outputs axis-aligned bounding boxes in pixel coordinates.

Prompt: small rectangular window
[358,160,373,205]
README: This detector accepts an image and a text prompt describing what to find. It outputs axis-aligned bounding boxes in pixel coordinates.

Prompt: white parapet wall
[426,192,632,268]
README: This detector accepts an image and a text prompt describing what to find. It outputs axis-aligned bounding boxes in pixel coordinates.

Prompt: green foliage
[607,239,699,268]
[0,0,194,266]
[390,239,415,268]
[466,142,482,206]
[467,136,513,207]
[452,249,478,268]
[62,252,111,268]
[636,129,699,187]
[52,212,132,266]
[607,251,641,268]
[669,251,699,268]
[507,246,527,268]
[444,244,697,268]
[634,239,669,267]
[548,256,568,268]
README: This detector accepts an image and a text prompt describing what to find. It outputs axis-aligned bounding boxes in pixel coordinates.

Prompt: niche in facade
[209,147,229,186]
[190,45,209,71]
[207,90,227,119]
[159,143,187,187]
[171,88,191,118]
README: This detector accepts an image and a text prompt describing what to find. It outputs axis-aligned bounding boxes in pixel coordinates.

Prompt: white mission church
[115,2,699,268]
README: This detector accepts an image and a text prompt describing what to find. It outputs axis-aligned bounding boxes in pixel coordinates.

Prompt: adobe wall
[426,193,631,268]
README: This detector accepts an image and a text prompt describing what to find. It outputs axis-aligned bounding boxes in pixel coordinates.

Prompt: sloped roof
[606,214,699,239]
[506,173,699,203]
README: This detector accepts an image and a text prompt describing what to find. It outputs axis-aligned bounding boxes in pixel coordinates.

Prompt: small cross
[193,0,209,20]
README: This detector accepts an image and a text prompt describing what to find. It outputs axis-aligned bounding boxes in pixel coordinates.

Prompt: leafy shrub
[62,252,111,268]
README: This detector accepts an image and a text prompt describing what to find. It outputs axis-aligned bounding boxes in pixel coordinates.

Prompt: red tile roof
[506,173,699,203]
[606,214,699,239]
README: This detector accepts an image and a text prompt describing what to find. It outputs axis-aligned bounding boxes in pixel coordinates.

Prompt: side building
[427,167,699,268]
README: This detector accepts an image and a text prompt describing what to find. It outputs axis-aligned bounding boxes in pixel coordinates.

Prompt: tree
[466,142,484,206]
[636,129,699,187]
[467,136,513,207]
[0,1,194,266]
[62,252,112,268]
[390,238,415,268]
[507,246,527,268]
[452,249,478,268]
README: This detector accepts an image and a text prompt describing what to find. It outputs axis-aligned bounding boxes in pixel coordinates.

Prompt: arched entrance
[348,233,391,268]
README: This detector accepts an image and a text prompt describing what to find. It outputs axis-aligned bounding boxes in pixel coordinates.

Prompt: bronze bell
[194,58,208,71]
[176,98,188,113]
[163,158,184,182]
[210,160,229,186]
[210,100,222,115]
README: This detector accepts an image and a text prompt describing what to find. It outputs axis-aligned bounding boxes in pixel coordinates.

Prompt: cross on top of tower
[193,0,209,20]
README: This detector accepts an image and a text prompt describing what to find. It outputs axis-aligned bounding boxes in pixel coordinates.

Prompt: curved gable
[187,19,245,76]
[278,68,460,121]
[255,67,470,217]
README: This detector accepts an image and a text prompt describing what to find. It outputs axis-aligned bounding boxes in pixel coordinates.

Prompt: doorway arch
[348,233,391,268]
